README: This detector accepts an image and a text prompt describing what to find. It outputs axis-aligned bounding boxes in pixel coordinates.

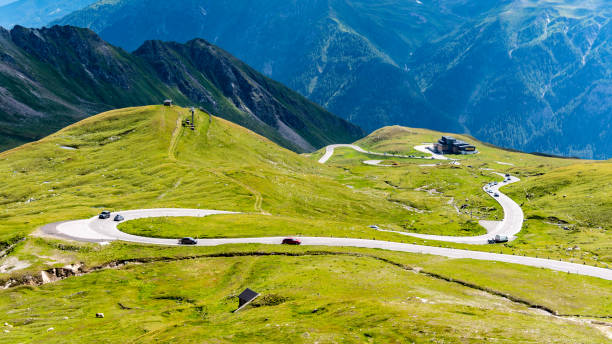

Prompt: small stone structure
[163,99,173,107]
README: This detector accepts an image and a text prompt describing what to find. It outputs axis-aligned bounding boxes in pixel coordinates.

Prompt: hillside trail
[167,114,184,162]
[167,109,266,214]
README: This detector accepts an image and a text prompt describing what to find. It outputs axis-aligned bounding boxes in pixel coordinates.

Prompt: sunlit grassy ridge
[0,105,415,244]
[505,162,612,263]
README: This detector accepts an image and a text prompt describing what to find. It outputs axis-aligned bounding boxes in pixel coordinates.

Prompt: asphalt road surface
[36,145,610,281]
[413,144,450,160]
[386,174,524,245]
[40,208,611,280]
[318,144,415,164]
[318,144,523,244]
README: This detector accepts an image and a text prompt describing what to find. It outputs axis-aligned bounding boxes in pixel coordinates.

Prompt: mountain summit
[0,25,362,152]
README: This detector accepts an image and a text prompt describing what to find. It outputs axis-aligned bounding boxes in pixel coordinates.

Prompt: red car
[282,238,301,245]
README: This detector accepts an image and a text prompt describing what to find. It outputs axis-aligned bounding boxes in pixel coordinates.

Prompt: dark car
[98,211,111,219]
[281,238,301,245]
[114,214,124,222]
[178,237,197,245]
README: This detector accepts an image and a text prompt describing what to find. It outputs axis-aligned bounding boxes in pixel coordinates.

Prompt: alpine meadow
[0,1,611,343]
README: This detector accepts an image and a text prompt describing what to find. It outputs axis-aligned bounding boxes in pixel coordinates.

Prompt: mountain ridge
[0,25,363,152]
[55,0,612,159]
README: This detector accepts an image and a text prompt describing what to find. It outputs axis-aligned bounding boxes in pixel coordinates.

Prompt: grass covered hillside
[0,105,398,245]
[2,253,610,343]
[0,107,610,342]
[310,125,611,265]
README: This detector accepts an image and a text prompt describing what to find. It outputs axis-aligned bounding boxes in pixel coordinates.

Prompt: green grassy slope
[1,254,608,343]
[0,107,611,341]
[505,162,612,263]
[311,125,611,264]
[0,105,405,244]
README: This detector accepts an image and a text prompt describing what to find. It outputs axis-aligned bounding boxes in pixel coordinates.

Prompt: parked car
[98,211,111,219]
[494,193,500,197]
[113,214,124,222]
[505,173,510,177]
[282,238,301,245]
[178,237,197,245]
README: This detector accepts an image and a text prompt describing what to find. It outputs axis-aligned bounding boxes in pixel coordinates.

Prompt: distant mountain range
[0,25,362,152]
[0,0,96,28]
[54,0,612,159]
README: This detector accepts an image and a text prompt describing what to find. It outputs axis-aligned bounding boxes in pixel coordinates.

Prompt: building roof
[238,288,259,302]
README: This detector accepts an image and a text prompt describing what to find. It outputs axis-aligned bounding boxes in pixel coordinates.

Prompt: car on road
[114,214,124,222]
[493,182,498,185]
[487,235,509,244]
[494,193,500,197]
[369,225,379,229]
[178,237,197,245]
[505,173,510,177]
[98,211,111,219]
[281,238,301,245]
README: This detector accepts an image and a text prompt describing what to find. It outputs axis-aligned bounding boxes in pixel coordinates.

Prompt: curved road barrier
[40,208,611,280]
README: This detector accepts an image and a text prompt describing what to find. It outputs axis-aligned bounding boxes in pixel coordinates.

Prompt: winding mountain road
[318,144,417,164]
[414,144,450,160]
[39,208,611,280]
[384,174,524,244]
[35,144,611,281]
[318,144,523,244]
